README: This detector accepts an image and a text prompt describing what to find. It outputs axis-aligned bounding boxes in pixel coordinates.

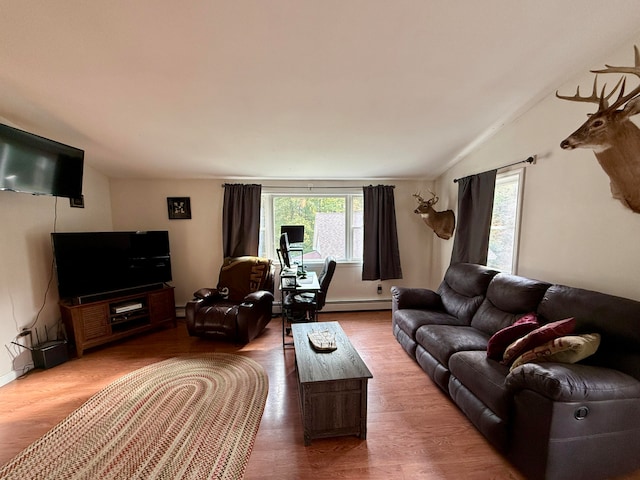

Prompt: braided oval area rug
[0,354,268,480]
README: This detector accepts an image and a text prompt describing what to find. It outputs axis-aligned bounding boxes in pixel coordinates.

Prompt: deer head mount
[556,45,640,213]
[413,191,455,240]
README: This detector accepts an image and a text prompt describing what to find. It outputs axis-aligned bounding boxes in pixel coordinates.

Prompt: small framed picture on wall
[167,197,191,220]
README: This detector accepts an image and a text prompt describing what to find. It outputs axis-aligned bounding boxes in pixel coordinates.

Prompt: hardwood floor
[0,311,636,479]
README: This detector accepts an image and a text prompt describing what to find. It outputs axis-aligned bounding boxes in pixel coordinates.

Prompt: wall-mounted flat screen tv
[0,123,84,199]
[51,231,172,303]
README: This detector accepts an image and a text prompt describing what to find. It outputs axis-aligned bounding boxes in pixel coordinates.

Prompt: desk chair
[284,256,336,323]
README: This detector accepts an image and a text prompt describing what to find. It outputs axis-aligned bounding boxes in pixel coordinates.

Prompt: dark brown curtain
[450,170,497,265]
[222,183,262,258]
[362,185,403,281]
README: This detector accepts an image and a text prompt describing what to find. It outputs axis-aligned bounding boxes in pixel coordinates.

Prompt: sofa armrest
[237,291,275,343]
[185,288,225,334]
[241,290,275,307]
[184,297,204,335]
[506,362,640,402]
[193,287,222,300]
[391,286,443,312]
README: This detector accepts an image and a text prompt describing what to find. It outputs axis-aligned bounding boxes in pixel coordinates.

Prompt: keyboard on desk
[297,276,313,285]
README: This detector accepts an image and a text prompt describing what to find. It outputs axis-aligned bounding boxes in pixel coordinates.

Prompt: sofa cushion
[416,346,451,391]
[470,274,550,336]
[502,317,576,366]
[539,284,640,382]
[449,350,512,420]
[394,308,467,338]
[510,333,601,371]
[441,262,499,297]
[416,325,489,367]
[393,324,419,359]
[437,263,499,323]
[486,313,539,360]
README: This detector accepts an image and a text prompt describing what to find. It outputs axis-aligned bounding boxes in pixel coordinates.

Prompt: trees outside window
[259,192,363,264]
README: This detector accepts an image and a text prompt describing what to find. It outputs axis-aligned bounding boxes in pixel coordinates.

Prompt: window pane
[274,196,346,261]
[351,196,363,260]
[487,173,521,273]
[259,192,363,263]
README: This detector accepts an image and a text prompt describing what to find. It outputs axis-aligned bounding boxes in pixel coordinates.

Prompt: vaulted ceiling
[2,1,640,180]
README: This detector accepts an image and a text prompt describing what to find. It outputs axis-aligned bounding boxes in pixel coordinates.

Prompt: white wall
[432,37,640,302]
[0,164,112,385]
[109,178,435,310]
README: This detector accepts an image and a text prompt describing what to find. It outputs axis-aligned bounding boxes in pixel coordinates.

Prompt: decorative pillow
[486,313,539,360]
[502,317,576,366]
[510,333,601,371]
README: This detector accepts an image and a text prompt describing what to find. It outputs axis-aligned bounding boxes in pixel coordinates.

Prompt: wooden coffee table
[291,321,373,446]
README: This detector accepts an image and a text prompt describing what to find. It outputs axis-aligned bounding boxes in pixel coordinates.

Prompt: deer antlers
[555,76,623,110]
[413,191,439,206]
[556,45,640,112]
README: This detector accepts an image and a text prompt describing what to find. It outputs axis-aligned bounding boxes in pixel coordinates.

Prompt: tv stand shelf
[59,286,176,357]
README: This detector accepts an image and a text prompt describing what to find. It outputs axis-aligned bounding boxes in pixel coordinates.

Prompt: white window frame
[260,188,363,265]
[487,168,525,274]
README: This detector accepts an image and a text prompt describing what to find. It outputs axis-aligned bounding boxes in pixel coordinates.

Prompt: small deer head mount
[413,191,456,240]
[556,45,640,213]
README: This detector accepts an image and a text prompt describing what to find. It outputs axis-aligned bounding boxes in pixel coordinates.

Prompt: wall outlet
[377,284,382,294]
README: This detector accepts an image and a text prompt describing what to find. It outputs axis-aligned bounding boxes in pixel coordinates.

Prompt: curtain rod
[222,183,394,189]
[453,155,536,183]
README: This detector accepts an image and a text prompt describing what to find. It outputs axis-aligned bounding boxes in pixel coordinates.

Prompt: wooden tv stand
[59,286,176,357]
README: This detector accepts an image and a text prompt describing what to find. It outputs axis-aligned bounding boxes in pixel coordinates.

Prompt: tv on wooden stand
[51,231,172,305]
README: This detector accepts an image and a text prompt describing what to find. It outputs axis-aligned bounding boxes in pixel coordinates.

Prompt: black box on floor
[32,340,68,369]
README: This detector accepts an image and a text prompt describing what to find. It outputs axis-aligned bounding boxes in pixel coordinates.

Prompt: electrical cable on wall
[26,196,59,331]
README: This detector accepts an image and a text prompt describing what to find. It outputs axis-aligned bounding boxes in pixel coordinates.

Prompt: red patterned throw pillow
[486,313,539,360]
[502,317,576,366]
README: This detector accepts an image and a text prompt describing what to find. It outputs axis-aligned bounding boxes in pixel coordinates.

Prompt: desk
[280,270,319,347]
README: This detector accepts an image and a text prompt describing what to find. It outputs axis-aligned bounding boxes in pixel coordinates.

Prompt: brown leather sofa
[185,256,275,343]
[392,263,640,480]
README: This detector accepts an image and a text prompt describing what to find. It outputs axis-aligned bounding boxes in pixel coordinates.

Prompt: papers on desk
[280,270,319,290]
[282,277,298,288]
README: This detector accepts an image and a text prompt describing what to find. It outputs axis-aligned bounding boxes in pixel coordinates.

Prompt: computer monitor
[280,225,304,244]
[278,232,292,269]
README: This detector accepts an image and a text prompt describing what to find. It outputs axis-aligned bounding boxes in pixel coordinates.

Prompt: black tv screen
[51,231,172,301]
[0,123,84,198]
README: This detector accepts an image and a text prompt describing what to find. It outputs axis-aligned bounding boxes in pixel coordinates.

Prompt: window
[259,190,363,264]
[487,169,524,274]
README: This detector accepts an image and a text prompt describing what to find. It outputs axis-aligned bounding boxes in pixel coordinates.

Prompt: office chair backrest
[316,256,336,311]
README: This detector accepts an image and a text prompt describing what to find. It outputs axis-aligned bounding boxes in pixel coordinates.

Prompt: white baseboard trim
[322,299,392,312]
[177,299,391,318]
[0,370,18,388]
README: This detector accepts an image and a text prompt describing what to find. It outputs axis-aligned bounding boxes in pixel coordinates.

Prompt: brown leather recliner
[185,256,275,343]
